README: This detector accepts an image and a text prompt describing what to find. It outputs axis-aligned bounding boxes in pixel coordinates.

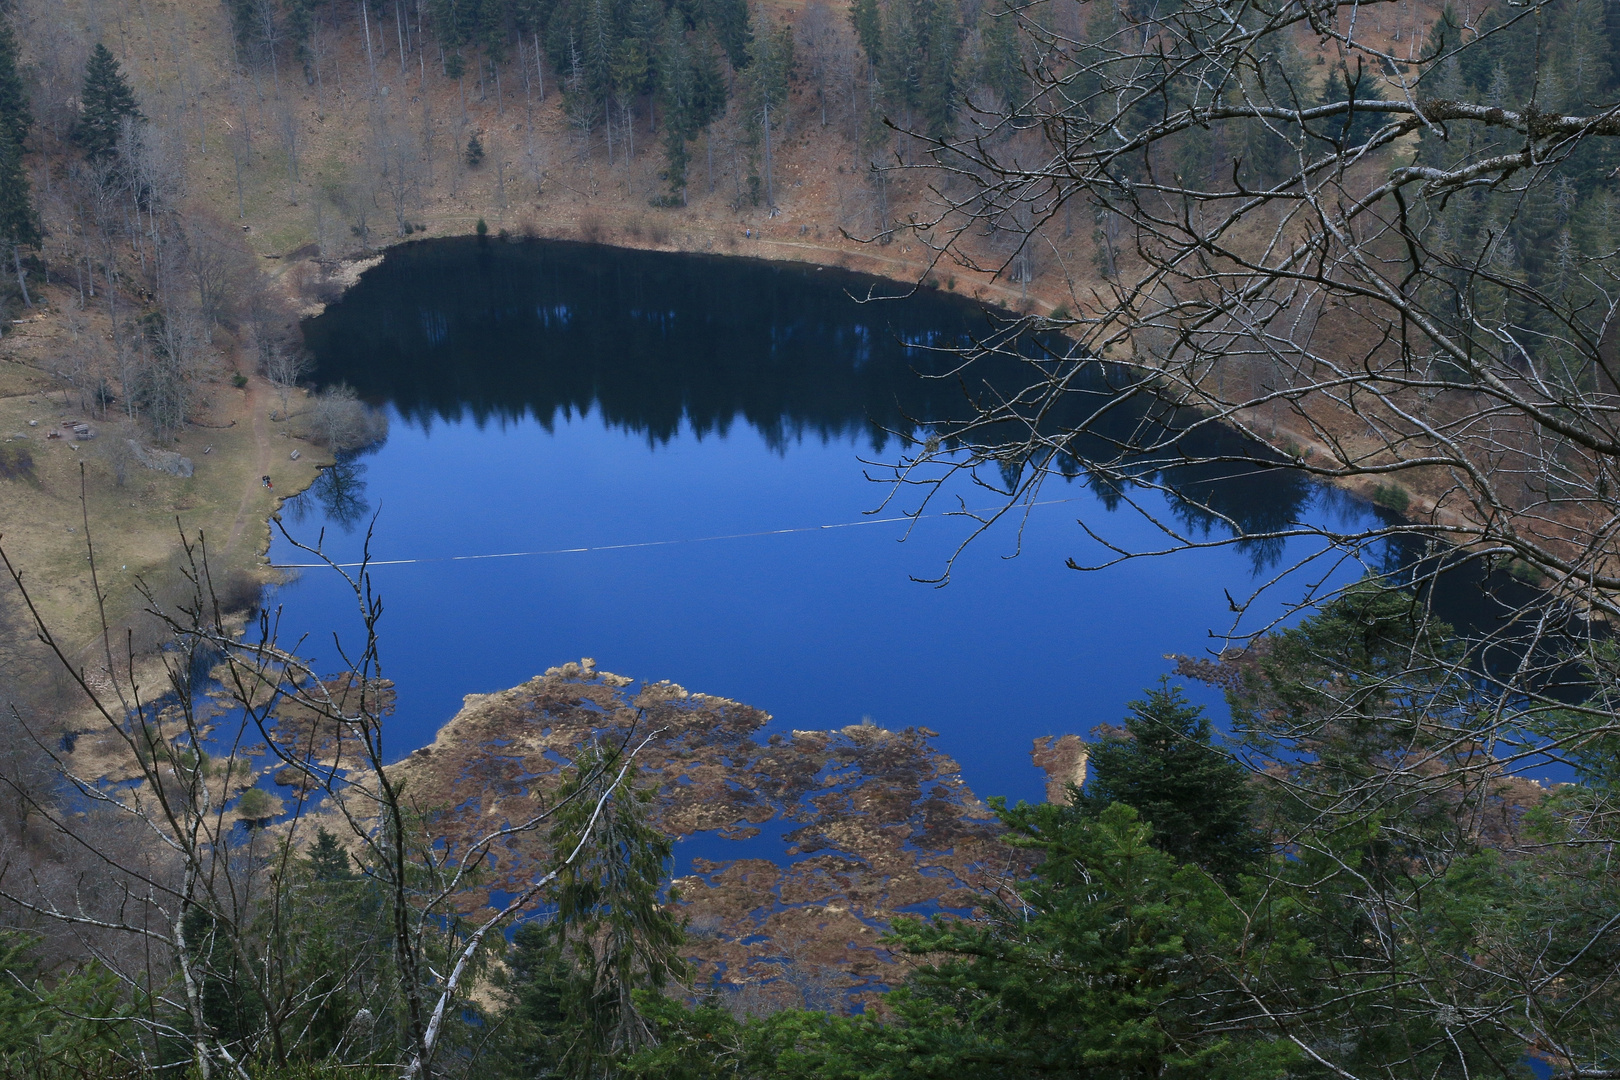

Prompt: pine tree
[500,741,685,1080]
[704,0,752,68]
[74,44,143,160]
[744,17,793,206]
[911,0,959,139]
[284,0,328,80]
[1078,678,1264,881]
[305,827,356,881]
[0,15,32,149]
[850,0,883,69]
[978,3,1021,115]
[657,21,696,201]
[1316,58,1386,148]
[0,124,41,309]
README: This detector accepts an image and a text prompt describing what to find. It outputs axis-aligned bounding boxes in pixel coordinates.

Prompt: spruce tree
[1078,678,1264,881]
[655,20,727,204]
[657,21,695,202]
[74,43,143,160]
[1316,58,1386,147]
[704,0,752,68]
[914,0,960,139]
[0,124,40,309]
[0,15,31,149]
[978,3,1022,115]
[743,18,792,206]
[500,741,685,1080]
[850,0,883,68]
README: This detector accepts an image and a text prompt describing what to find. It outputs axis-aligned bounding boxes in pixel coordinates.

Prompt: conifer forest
[6,0,1620,1073]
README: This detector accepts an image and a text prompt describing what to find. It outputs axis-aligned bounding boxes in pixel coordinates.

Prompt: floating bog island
[391,660,1071,1004]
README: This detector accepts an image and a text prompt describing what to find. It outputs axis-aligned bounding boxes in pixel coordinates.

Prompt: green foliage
[848,0,962,139]
[0,14,30,149]
[1412,0,1620,378]
[0,932,133,1075]
[1314,59,1387,147]
[1371,481,1410,513]
[850,0,882,68]
[493,741,687,1079]
[74,44,143,160]
[622,804,1296,1080]
[703,0,752,68]
[976,3,1022,114]
[1076,679,1264,881]
[1228,577,1470,812]
[883,802,1294,1080]
[466,133,486,167]
[0,122,39,257]
[284,0,329,79]
[654,21,726,202]
[0,20,36,260]
[741,16,793,204]
[227,0,259,56]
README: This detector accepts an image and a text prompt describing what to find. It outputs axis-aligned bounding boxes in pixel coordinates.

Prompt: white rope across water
[271,497,1089,569]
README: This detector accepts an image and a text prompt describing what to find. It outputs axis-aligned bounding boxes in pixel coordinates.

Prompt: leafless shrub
[300,383,389,453]
[93,424,137,487]
[263,344,314,420]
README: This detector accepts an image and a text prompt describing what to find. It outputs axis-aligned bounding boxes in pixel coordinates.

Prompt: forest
[5,0,1620,1073]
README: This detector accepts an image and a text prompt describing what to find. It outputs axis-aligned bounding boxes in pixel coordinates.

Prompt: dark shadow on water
[300,237,1580,701]
[302,237,1317,566]
[281,453,376,535]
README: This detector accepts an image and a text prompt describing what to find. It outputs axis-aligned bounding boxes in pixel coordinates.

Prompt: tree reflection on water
[282,455,375,534]
[302,237,1319,570]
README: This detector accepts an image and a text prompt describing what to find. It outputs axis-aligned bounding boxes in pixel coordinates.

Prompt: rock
[128,440,194,478]
[289,449,301,460]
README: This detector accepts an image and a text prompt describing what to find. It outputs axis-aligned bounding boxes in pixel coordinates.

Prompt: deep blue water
[273,237,1387,805]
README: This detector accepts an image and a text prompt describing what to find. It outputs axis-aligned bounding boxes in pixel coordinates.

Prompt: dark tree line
[205,0,1036,214]
[0,12,39,314]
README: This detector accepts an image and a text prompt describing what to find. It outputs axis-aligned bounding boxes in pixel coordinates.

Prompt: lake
[276,236,1387,805]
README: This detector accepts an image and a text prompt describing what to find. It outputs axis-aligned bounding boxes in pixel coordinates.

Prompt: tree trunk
[361,0,377,89]
[395,0,407,73]
[12,246,30,308]
[763,100,773,207]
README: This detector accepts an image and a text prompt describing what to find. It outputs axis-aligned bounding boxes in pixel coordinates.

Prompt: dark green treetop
[74,43,143,160]
[0,124,40,253]
[496,740,686,1080]
[850,0,882,67]
[0,15,30,149]
[1077,678,1265,881]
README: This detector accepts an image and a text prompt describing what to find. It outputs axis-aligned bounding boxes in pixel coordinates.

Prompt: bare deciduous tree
[868,3,1620,1073]
[0,498,655,1078]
